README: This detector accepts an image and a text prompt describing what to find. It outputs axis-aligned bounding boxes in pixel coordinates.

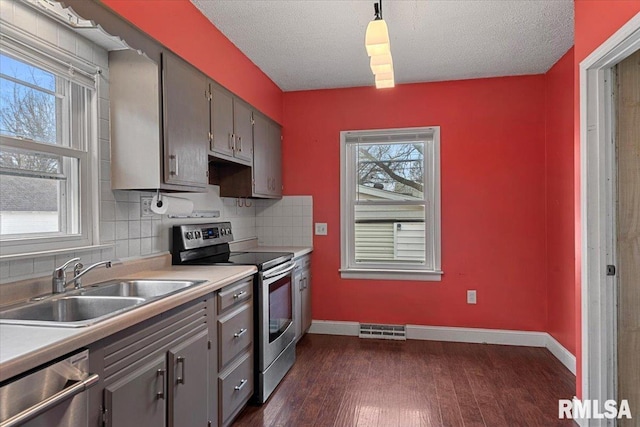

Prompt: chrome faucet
[52,257,80,294]
[70,260,113,290]
[52,258,112,293]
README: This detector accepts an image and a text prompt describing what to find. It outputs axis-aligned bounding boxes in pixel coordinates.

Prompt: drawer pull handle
[233,328,247,338]
[156,369,166,400]
[234,379,248,391]
[233,290,247,300]
[177,356,185,385]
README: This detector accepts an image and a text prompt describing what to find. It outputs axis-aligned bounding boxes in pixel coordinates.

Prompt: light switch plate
[315,223,327,235]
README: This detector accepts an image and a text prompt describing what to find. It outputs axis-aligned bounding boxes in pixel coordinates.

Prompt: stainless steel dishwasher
[0,349,98,427]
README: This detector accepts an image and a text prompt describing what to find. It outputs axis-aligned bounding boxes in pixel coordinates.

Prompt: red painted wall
[545,48,576,355]
[282,76,547,331]
[101,0,283,124]
[573,0,640,397]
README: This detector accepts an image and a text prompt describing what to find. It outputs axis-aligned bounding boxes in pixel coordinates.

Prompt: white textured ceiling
[191,0,574,92]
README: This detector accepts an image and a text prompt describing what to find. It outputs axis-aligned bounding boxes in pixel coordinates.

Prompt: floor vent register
[359,323,406,340]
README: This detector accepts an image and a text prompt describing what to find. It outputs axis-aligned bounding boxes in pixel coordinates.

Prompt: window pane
[0,156,79,237]
[0,53,60,144]
[354,204,426,264]
[0,146,63,176]
[356,142,425,201]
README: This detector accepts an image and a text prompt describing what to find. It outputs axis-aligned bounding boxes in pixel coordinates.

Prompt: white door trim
[579,12,640,426]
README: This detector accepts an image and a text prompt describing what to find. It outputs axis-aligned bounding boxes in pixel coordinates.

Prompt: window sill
[339,268,443,281]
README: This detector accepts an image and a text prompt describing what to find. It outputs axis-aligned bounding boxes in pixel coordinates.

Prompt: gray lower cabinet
[294,254,312,341]
[168,330,209,426]
[88,277,256,427]
[105,331,210,427]
[216,278,254,427]
[89,294,217,427]
[104,355,166,427]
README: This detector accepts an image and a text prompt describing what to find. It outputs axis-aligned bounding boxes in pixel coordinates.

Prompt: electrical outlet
[140,196,154,217]
[467,290,477,304]
[315,223,327,235]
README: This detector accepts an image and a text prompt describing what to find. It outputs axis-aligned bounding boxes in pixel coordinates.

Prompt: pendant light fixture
[365,0,394,89]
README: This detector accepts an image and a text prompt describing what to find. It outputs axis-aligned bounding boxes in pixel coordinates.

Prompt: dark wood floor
[233,334,576,427]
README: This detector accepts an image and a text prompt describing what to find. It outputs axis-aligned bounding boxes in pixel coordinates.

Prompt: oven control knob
[195,231,201,239]
[185,232,193,240]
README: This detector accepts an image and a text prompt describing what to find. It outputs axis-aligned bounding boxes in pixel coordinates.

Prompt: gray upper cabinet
[210,84,253,167]
[232,100,254,165]
[162,51,209,188]
[210,85,235,159]
[252,113,282,198]
[109,49,208,191]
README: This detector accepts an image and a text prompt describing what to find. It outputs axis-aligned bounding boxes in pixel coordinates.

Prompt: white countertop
[0,264,256,382]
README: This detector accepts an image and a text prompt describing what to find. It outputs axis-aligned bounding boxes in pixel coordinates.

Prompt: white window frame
[0,26,99,257]
[340,126,442,281]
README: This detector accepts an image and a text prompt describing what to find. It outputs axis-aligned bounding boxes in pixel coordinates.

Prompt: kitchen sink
[0,279,207,328]
[0,296,145,327]
[82,280,202,299]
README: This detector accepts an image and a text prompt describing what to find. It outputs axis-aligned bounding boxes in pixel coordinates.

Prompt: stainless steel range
[171,222,296,404]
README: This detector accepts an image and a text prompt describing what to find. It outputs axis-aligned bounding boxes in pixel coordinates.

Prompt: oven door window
[269,275,292,342]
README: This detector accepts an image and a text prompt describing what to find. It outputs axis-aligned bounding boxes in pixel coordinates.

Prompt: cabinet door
[252,114,270,196]
[232,100,253,165]
[105,355,167,427]
[168,330,209,427]
[269,123,282,197]
[210,84,235,158]
[162,51,209,188]
[293,270,303,341]
[301,268,312,334]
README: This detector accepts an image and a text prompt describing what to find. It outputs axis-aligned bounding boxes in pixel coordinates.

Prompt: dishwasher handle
[0,373,99,427]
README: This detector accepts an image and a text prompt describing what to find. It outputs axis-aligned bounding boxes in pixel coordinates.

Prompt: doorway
[615,49,639,426]
[580,12,640,427]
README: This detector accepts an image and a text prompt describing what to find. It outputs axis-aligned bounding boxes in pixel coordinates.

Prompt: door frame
[579,12,640,426]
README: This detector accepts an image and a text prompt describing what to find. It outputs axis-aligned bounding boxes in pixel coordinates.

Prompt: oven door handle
[263,261,296,279]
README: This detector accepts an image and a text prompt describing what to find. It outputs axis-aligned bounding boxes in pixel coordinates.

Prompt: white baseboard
[308,320,576,374]
[547,335,577,375]
[405,325,547,347]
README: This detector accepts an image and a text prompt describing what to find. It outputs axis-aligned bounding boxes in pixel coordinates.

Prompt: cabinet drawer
[217,278,253,314]
[219,352,253,427]
[218,302,253,370]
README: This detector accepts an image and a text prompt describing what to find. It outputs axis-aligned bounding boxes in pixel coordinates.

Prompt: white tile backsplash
[9,259,34,277]
[256,196,313,246]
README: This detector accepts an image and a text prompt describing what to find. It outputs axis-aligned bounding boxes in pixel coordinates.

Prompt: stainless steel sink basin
[82,280,203,299]
[0,279,207,328]
[0,296,144,327]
